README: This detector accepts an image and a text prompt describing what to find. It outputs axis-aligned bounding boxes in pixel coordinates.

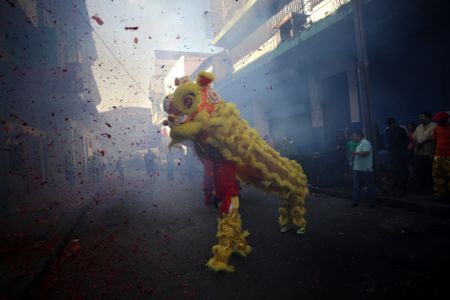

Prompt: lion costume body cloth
[163,71,309,272]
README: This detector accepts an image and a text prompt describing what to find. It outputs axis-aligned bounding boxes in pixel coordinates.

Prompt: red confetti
[91,14,104,26]
[69,239,81,254]
[133,37,139,44]
[125,26,139,30]
[97,149,105,156]
[139,287,154,294]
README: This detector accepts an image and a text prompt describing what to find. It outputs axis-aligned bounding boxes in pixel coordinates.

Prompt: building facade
[1,0,103,204]
[199,0,449,153]
[193,0,450,186]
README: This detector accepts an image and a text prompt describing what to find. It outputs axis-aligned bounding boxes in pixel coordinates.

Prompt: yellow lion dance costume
[163,71,309,272]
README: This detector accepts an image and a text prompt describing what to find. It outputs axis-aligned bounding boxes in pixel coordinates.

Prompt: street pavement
[3,169,450,299]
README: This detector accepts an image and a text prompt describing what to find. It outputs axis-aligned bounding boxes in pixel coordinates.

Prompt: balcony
[309,0,326,9]
[212,0,282,48]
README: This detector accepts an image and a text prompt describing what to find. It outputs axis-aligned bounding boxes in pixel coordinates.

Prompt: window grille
[309,0,325,9]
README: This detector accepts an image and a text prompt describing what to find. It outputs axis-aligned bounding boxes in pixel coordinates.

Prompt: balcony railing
[270,0,305,30]
[309,0,326,9]
[231,0,350,73]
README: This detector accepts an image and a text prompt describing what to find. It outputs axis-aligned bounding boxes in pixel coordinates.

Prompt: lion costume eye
[183,94,194,108]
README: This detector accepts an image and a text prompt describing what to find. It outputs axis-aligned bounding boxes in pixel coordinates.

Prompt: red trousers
[202,159,239,213]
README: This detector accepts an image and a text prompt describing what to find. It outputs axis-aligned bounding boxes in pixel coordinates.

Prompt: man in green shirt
[346,138,359,171]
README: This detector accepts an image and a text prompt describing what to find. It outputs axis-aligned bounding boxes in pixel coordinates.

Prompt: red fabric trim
[198,75,212,86]
[214,161,239,213]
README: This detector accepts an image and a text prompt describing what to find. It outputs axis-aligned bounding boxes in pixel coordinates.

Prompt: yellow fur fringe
[170,102,309,228]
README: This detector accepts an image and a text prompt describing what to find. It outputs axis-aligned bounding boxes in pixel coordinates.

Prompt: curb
[19,186,103,299]
[309,186,450,218]
[1,178,122,299]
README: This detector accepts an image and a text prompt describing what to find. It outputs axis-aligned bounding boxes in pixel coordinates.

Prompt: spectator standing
[350,131,375,208]
[407,122,417,180]
[412,112,436,190]
[431,112,450,198]
[166,149,175,181]
[115,157,124,180]
[89,152,103,182]
[184,146,195,177]
[144,150,156,178]
[385,118,409,196]
[64,154,76,187]
[282,135,295,157]
[374,125,386,151]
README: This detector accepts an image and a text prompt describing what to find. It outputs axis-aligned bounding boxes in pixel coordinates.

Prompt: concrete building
[193,0,450,186]
[199,0,449,152]
[1,0,102,202]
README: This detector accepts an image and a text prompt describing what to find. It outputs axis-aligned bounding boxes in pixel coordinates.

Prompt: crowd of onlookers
[340,111,450,206]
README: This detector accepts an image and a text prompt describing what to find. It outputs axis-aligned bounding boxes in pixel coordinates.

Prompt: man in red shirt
[432,112,450,198]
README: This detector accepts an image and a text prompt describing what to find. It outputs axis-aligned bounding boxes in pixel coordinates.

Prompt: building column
[252,96,270,138]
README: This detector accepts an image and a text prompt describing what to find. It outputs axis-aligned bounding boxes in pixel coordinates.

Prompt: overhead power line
[69,1,165,113]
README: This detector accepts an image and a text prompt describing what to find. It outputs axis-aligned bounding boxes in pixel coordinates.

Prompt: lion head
[162,71,223,144]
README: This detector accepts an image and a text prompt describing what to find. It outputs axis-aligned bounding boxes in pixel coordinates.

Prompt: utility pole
[352,0,380,175]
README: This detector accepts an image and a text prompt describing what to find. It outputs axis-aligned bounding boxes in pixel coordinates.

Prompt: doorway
[319,72,351,149]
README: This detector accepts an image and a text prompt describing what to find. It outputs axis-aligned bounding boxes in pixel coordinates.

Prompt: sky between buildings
[85,0,218,112]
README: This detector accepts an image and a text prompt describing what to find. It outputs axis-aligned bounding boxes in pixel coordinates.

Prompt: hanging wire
[68,1,165,113]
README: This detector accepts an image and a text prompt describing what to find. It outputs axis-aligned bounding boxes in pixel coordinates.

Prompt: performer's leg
[206,161,250,272]
[206,212,236,272]
[433,156,446,197]
[279,193,291,232]
[290,194,307,235]
[229,197,251,257]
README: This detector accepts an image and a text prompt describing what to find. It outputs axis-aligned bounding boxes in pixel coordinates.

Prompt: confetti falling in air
[133,37,139,44]
[105,122,112,128]
[97,149,106,156]
[101,133,111,138]
[125,26,139,30]
[91,14,104,26]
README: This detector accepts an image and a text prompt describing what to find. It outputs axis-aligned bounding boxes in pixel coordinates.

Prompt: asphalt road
[29,171,450,300]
